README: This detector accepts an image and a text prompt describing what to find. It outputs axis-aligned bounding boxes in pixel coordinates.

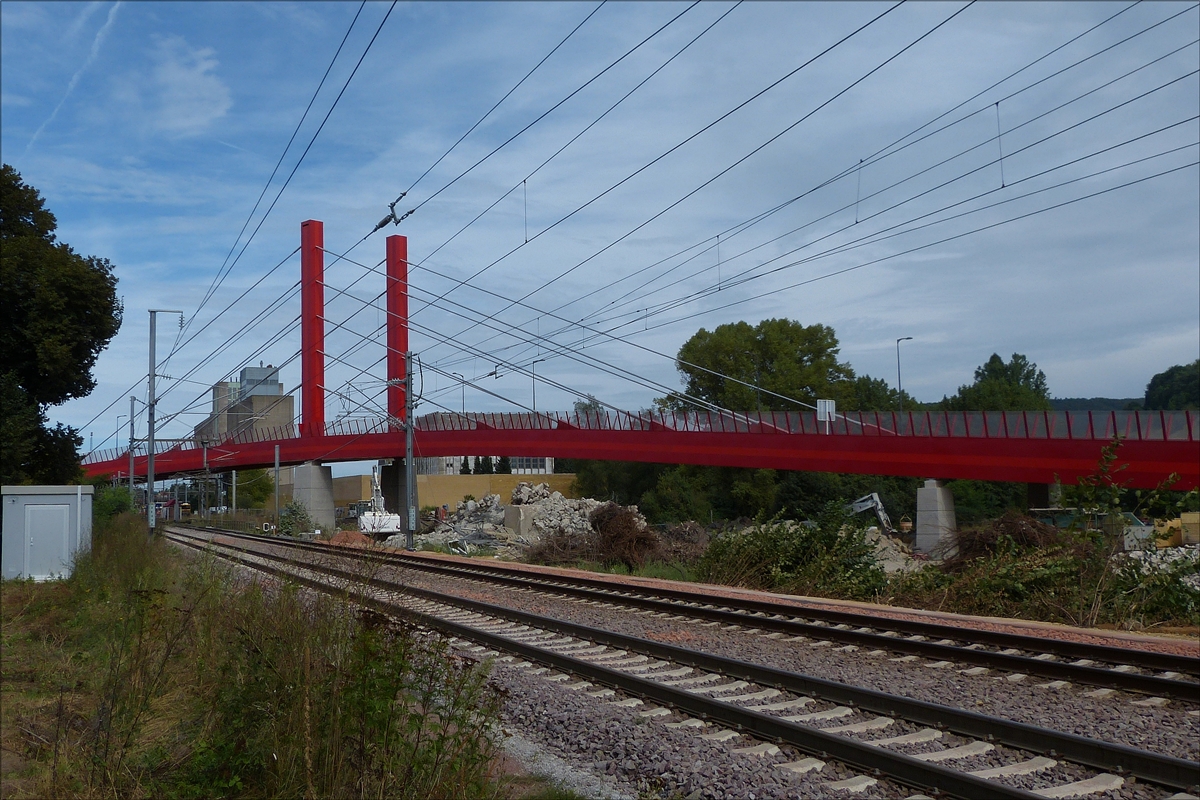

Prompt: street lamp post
[114,414,126,463]
[451,372,465,416]
[896,337,913,412]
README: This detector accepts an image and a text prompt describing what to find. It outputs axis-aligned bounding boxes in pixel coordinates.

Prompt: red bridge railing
[81,409,1198,467]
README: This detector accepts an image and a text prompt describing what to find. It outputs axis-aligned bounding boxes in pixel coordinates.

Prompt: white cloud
[149,34,231,136]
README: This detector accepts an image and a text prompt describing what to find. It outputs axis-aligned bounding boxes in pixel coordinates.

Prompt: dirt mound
[329,530,373,548]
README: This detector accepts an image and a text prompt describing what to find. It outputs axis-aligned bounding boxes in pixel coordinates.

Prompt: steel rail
[391,550,1200,677]
[170,528,1200,792]
[198,525,1200,684]
[168,531,1039,799]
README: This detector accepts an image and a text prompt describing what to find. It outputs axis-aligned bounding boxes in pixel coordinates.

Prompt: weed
[2,510,504,799]
[699,503,886,600]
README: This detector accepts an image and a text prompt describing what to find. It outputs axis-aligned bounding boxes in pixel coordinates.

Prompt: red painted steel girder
[84,427,1198,490]
[386,234,408,425]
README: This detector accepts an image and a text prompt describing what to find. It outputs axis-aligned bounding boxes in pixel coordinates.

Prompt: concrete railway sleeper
[195,526,1200,695]
[168,528,1200,797]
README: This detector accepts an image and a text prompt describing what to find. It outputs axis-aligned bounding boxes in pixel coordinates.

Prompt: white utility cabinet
[2,485,94,581]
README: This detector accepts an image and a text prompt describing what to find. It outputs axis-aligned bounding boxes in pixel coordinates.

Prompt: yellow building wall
[416,474,576,509]
[333,475,373,508]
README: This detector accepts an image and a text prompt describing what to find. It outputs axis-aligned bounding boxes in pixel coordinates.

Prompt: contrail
[26,1,122,153]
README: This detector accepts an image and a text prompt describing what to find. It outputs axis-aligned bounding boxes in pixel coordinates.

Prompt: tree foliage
[234,468,275,508]
[1144,360,1199,410]
[494,455,512,474]
[940,353,1051,411]
[1,165,122,484]
[670,319,855,412]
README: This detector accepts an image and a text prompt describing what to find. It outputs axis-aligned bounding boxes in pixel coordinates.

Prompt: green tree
[573,395,604,416]
[476,455,494,475]
[940,353,1051,411]
[234,468,275,508]
[460,457,472,474]
[1144,360,1199,410]
[844,374,918,412]
[495,455,512,474]
[669,318,854,412]
[1,164,122,484]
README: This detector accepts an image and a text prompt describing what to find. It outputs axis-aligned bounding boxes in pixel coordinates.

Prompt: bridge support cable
[443,75,1199,377]
[559,122,1200,348]
[408,2,969,363]
[427,8,1197,372]
[314,241,782,427]
[316,240,900,432]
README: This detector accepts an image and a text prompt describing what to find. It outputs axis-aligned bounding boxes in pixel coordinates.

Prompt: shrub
[277,499,314,536]
[699,502,886,599]
[589,502,661,571]
[91,482,133,523]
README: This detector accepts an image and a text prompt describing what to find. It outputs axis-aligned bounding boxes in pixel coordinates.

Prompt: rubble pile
[454,493,506,525]
[382,482,613,559]
[527,490,604,538]
[864,527,919,574]
[510,482,552,505]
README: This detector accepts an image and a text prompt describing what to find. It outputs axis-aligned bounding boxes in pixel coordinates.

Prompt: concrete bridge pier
[1026,482,1062,510]
[915,479,956,556]
[294,462,335,533]
[380,459,405,514]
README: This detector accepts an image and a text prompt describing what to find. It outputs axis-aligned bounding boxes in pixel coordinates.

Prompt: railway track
[190,525,1198,697]
[167,526,1200,799]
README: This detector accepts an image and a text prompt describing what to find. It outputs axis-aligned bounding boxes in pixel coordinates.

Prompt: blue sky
[3,1,1198,459]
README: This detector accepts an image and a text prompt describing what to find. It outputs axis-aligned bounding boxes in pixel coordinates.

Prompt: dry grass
[1,512,508,799]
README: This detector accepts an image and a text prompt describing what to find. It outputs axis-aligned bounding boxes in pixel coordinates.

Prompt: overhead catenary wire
[183,1,369,342]
[559,66,1200,339]
[417,1,744,266]
[395,1,607,203]
[436,31,1199,371]
[379,1,702,230]
[411,1,970,363]
[434,1,1195,364]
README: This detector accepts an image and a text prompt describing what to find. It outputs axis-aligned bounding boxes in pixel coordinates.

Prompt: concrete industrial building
[416,456,554,475]
[193,365,295,443]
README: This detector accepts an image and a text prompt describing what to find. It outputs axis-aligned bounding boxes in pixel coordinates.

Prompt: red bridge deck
[83,408,1199,490]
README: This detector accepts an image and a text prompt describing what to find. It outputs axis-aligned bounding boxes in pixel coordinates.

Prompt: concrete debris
[511,481,553,505]
[1121,545,1200,591]
[864,527,920,574]
[380,482,615,559]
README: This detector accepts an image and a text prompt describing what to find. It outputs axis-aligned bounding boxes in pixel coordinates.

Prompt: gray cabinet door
[25,504,70,580]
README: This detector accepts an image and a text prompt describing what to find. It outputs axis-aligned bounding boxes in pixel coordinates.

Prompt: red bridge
[82,221,1199,491]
